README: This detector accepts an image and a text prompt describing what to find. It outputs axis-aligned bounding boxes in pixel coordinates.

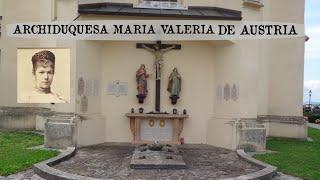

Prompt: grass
[0,131,59,176]
[254,127,320,179]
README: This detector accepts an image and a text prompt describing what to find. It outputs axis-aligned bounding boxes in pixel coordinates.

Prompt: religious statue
[141,44,176,80]
[167,68,181,104]
[136,64,149,103]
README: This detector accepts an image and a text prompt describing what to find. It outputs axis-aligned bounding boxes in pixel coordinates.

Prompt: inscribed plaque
[140,119,173,142]
[231,84,239,101]
[107,80,128,97]
[224,83,231,101]
[80,95,88,113]
[93,80,100,96]
[85,79,93,96]
[78,77,85,96]
[216,85,223,101]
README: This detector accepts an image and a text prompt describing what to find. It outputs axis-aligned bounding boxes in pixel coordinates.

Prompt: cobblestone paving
[2,143,300,180]
[4,169,44,180]
[54,143,262,179]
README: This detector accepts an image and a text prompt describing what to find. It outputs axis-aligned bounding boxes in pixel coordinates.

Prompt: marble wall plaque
[216,85,223,101]
[85,79,93,96]
[224,83,231,101]
[107,80,128,97]
[78,77,85,96]
[231,84,239,101]
[140,119,173,142]
[80,78,100,97]
[93,80,100,96]
[80,95,88,113]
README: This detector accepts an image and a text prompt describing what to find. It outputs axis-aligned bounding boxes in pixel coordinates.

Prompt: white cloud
[304,80,320,90]
[305,26,320,61]
[304,80,320,102]
[306,26,320,35]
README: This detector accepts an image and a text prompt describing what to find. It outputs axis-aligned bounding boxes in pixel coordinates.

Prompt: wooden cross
[137,41,181,112]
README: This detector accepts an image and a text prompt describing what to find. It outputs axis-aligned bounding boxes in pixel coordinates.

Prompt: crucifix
[137,41,181,112]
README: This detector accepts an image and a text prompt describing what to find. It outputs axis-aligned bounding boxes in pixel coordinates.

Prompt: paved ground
[3,170,300,180]
[2,143,302,180]
[2,169,44,180]
[53,143,261,179]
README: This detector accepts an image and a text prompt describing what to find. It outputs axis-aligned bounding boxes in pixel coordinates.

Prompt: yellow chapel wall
[206,1,265,150]
[0,0,308,146]
[65,0,307,144]
[74,40,106,146]
[0,0,78,113]
[0,0,42,107]
[0,1,3,16]
[206,0,307,147]
[263,0,305,116]
[206,39,263,150]
[100,41,215,144]
[53,0,107,146]
[207,42,243,150]
[37,0,78,113]
[262,0,306,138]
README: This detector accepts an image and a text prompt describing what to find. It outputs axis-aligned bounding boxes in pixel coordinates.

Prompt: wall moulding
[257,115,306,125]
[134,0,188,10]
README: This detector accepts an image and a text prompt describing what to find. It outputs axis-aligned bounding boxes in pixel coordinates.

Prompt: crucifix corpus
[136,41,181,112]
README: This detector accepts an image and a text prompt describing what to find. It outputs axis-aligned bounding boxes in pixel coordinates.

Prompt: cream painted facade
[0,0,306,150]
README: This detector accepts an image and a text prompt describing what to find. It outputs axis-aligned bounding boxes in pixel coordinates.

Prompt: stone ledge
[33,147,107,180]
[257,115,306,125]
[233,149,277,180]
[0,106,77,120]
[0,107,53,117]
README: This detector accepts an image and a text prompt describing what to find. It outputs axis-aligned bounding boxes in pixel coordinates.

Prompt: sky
[304,0,320,103]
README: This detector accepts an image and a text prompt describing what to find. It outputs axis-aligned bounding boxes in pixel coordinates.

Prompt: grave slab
[130,144,186,169]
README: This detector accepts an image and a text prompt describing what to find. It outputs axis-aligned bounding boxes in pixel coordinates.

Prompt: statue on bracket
[167,67,181,104]
[136,64,149,103]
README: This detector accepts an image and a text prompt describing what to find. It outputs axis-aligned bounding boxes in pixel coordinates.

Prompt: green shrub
[303,112,320,123]
[308,115,320,123]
